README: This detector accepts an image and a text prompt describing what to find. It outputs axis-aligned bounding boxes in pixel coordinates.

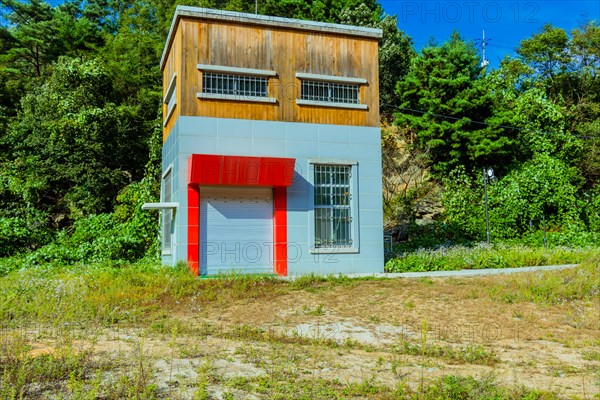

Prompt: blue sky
[380,0,600,68]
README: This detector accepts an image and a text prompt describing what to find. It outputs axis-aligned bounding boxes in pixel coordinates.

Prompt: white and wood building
[158,6,384,276]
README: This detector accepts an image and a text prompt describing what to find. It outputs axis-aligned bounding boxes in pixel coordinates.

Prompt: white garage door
[200,187,274,275]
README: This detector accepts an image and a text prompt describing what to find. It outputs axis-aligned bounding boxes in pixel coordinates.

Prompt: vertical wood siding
[163,17,380,141]
[162,26,182,142]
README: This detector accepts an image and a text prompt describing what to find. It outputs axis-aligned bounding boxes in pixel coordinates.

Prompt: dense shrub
[390,222,472,255]
[0,217,52,257]
[440,167,485,240]
[581,185,600,233]
[0,176,159,276]
[488,154,583,239]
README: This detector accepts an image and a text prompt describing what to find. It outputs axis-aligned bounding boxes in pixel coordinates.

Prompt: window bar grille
[301,80,360,104]
[203,73,268,98]
[314,164,352,248]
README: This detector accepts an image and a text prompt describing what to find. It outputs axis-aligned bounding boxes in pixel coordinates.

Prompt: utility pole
[483,167,490,244]
[479,30,489,68]
[255,0,258,14]
[483,167,496,244]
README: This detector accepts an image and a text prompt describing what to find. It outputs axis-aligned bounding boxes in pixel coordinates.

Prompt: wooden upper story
[161,6,382,141]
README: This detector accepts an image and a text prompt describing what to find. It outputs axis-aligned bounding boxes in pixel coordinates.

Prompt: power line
[381,103,600,140]
[491,39,520,45]
[487,43,516,51]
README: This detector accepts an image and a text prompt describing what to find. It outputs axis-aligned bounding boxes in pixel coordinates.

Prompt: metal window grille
[314,164,353,248]
[162,170,172,253]
[202,72,268,97]
[301,80,360,104]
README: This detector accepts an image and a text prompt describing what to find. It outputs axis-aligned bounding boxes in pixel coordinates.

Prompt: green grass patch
[223,373,559,399]
[487,255,600,305]
[385,243,597,273]
[395,341,499,366]
[582,349,600,362]
[0,261,292,327]
[413,375,560,400]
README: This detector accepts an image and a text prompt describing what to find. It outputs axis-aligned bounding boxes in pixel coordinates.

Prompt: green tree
[516,23,570,100]
[0,0,58,77]
[339,3,415,113]
[394,32,515,177]
[509,87,583,164]
[0,0,104,77]
[569,22,600,187]
[261,0,381,23]
[506,23,598,180]
[99,0,163,119]
[1,57,149,227]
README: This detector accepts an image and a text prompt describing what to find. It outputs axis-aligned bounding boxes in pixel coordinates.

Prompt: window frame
[162,165,174,256]
[296,72,368,110]
[197,64,277,103]
[308,160,360,254]
[163,73,177,127]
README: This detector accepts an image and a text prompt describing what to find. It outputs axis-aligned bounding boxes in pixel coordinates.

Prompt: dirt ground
[18,274,600,398]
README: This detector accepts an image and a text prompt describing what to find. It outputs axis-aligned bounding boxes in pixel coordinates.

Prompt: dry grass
[0,256,598,398]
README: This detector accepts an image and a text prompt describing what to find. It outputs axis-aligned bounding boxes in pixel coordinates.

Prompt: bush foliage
[385,243,597,273]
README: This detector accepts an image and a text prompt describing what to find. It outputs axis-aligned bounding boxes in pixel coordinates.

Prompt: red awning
[188,154,295,187]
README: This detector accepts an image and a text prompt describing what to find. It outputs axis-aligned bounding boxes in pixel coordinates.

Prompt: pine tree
[394,32,515,177]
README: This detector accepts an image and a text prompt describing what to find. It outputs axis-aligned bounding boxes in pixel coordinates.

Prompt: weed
[419,374,561,399]
[582,350,600,362]
[0,259,595,398]
[386,243,598,273]
[342,376,385,396]
[289,273,371,292]
[487,256,600,305]
[193,360,216,400]
[67,370,103,399]
[369,313,382,323]
[395,341,499,366]
[418,277,434,285]
[0,332,95,398]
[303,303,325,316]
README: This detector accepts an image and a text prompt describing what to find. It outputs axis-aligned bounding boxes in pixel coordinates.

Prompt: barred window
[301,80,360,104]
[314,164,353,248]
[162,169,173,254]
[202,73,268,98]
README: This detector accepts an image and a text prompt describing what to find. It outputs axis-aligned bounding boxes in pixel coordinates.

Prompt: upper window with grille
[301,80,359,104]
[197,64,277,103]
[296,72,368,110]
[203,73,268,98]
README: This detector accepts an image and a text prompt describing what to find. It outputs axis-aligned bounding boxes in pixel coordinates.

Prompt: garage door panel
[200,187,274,275]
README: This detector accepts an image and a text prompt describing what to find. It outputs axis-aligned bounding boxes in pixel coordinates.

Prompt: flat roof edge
[160,6,383,70]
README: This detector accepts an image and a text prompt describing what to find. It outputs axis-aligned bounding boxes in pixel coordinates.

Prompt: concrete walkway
[285,264,580,280]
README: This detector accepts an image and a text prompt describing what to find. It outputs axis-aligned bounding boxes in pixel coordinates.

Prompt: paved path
[286,264,579,280]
